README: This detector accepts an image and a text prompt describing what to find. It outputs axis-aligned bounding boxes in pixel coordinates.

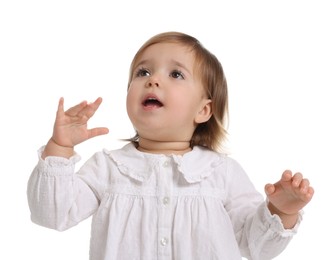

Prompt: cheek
[126,84,142,117]
[126,84,137,103]
[126,88,135,115]
[168,97,197,121]
[169,90,199,110]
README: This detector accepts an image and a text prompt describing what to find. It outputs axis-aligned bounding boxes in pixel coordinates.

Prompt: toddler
[27,31,314,260]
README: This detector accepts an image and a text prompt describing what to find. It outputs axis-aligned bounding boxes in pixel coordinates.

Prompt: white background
[1,0,329,259]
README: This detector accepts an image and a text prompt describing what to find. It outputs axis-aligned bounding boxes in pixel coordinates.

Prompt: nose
[147,82,159,87]
[146,77,160,88]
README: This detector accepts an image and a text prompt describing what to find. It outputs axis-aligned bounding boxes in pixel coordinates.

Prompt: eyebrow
[171,60,191,75]
[133,60,148,70]
[134,59,192,76]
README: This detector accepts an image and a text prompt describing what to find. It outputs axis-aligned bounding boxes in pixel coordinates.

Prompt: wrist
[267,201,299,216]
[42,138,74,159]
[267,202,299,229]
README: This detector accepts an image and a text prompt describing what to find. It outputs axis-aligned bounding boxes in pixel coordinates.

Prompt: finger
[281,170,293,182]
[65,100,88,116]
[88,127,109,139]
[292,172,303,188]
[58,97,64,110]
[300,185,314,203]
[56,97,65,116]
[306,186,315,200]
[78,97,103,119]
[298,178,310,193]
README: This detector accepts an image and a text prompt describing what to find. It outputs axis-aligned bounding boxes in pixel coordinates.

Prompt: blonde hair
[127,32,228,152]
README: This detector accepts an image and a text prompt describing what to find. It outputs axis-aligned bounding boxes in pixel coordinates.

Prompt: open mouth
[142,96,164,108]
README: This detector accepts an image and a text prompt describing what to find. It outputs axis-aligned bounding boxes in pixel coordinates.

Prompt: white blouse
[27,143,301,260]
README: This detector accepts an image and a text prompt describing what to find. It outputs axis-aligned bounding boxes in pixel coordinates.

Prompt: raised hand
[265,170,314,228]
[42,97,109,158]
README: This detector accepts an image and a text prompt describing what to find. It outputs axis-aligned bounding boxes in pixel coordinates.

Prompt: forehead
[134,42,196,67]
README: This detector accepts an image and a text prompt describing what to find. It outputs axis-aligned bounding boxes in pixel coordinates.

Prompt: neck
[137,137,192,155]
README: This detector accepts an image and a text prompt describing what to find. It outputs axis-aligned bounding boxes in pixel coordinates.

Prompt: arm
[224,159,310,259]
[27,151,96,231]
[27,97,109,230]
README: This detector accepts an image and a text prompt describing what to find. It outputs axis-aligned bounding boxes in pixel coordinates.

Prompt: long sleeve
[224,158,302,260]
[243,202,302,260]
[27,147,100,231]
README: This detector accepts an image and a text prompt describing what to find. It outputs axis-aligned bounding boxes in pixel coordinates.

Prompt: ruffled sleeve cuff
[260,200,303,237]
[246,202,303,259]
[36,146,81,176]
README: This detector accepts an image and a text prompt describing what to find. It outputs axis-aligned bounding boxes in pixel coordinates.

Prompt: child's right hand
[42,97,109,159]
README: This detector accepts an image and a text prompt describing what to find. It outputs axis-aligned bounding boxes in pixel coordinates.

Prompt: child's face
[126,42,211,143]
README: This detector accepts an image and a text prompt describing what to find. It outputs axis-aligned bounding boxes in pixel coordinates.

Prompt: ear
[195,99,212,124]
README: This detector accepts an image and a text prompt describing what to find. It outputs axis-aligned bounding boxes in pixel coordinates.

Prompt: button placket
[160,237,168,246]
[162,196,170,205]
[162,160,170,168]
[161,159,171,207]
[157,157,173,257]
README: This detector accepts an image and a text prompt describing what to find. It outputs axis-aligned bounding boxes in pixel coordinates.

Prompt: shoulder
[188,146,242,170]
[177,146,235,183]
[187,146,249,179]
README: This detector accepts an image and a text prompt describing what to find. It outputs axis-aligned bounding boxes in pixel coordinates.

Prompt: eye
[170,70,184,79]
[135,67,150,77]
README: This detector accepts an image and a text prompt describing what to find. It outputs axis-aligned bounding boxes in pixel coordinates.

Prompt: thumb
[264,183,275,196]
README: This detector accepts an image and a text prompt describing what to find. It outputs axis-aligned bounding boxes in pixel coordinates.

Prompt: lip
[141,93,164,110]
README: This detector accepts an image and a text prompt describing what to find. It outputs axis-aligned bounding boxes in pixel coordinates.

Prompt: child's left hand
[265,170,314,218]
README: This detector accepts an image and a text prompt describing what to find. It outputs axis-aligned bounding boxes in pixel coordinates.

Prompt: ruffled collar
[104,143,225,184]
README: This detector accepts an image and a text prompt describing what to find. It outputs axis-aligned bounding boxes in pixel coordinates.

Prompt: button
[160,237,168,246]
[162,161,170,167]
[162,197,170,205]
